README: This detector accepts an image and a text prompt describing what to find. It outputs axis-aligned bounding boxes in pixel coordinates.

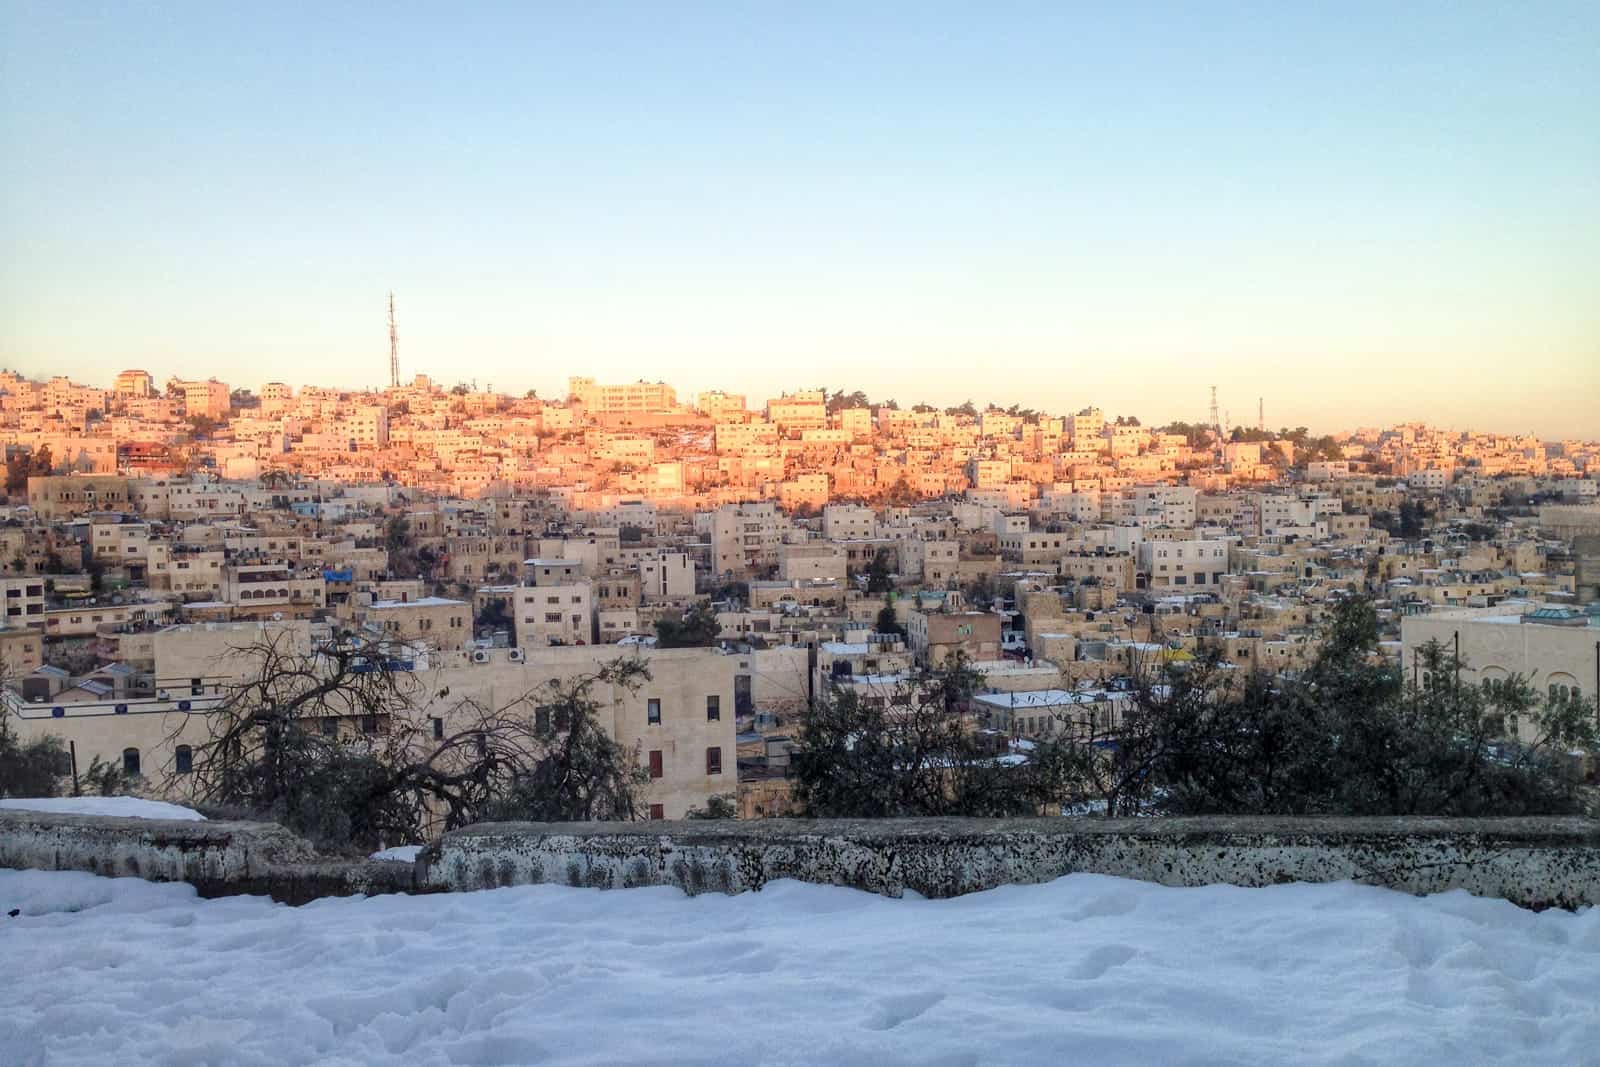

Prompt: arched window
[175,745,193,774]
[123,747,141,777]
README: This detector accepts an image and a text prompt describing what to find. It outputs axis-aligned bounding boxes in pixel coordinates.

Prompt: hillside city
[2,367,1597,822]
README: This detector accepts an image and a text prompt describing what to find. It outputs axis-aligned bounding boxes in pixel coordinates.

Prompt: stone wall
[5,811,1599,910]
[423,816,1600,911]
[0,809,421,905]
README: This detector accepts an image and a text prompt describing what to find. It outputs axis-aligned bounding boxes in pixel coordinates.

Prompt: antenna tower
[1208,385,1221,439]
[1258,397,1264,432]
[387,292,400,389]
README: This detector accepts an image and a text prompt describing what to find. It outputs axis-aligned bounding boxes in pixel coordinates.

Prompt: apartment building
[825,505,876,543]
[899,539,959,585]
[905,609,1002,666]
[696,391,747,420]
[515,583,593,647]
[1401,605,1599,740]
[0,576,46,627]
[765,390,827,432]
[166,378,231,420]
[778,543,847,582]
[638,551,695,599]
[6,623,739,820]
[568,377,676,415]
[26,475,134,519]
[1138,539,1229,591]
[113,370,154,398]
[367,596,471,652]
[710,502,785,577]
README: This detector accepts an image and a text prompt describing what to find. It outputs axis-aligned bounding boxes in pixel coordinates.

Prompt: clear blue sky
[3,2,1597,437]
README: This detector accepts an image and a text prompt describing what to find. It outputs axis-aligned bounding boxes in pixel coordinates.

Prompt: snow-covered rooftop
[973,689,1120,709]
[370,596,466,609]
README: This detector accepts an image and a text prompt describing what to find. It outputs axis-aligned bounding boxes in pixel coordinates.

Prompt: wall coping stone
[6,811,1598,910]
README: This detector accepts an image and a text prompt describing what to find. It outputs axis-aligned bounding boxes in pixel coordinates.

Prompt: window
[122,747,141,777]
[536,707,551,733]
[706,694,720,721]
[706,746,722,775]
[544,612,561,623]
[190,676,204,696]
[360,714,377,734]
[649,803,664,821]
[175,745,193,774]
[322,717,338,737]
[431,717,444,741]
[647,698,661,725]
[648,750,663,778]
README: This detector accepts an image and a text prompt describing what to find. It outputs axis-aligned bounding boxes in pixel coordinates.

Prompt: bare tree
[169,631,654,848]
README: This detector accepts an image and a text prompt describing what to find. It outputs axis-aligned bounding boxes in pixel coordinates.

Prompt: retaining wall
[425,816,1600,910]
[0,809,421,905]
[4,811,1599,910]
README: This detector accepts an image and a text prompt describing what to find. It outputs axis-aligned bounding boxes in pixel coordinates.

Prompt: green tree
[826,389,870,414]
[882,476,919,506]
[1140,597,1595,817]
[475,598,513,641]
[0,713,69,798]
[793,655,1073,817]
[482,661,654,823]
[864,549,894,593]
[5,445,54,494]
[1398,500,1427,539]
[655,600,721,648]
[875,597,904,637]
[685,793,738,819]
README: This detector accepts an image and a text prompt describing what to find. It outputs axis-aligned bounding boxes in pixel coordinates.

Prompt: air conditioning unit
[157,690,170,700]
[471,649,491,664]
[507,648,525,662]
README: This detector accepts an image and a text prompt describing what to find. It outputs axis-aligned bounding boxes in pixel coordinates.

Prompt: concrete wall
[423,817,1600,911]
[6,811,1599,910]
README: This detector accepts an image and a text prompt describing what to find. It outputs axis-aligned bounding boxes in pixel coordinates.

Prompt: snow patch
[1,869,1596,1064]
[370,844,424,863]
[0,796,205,821]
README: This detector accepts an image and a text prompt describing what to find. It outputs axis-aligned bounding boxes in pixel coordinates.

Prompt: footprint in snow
[865,991,946,1031]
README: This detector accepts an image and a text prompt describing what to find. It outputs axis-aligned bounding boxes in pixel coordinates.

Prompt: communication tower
[387,292,400,389]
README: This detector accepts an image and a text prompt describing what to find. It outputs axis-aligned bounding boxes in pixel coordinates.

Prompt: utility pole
[387,292,400,389]
[1453,630,1460,701]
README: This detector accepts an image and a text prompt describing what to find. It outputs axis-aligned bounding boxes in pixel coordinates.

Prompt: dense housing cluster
[2,370,1597,824]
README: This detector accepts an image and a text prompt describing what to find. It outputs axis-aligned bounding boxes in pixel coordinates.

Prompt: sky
[3,2,1597,438]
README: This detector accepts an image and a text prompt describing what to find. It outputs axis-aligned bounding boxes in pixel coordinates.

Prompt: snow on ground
[0,796,205,821]
[369,844,424,863]
[2,870,1597,1066]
